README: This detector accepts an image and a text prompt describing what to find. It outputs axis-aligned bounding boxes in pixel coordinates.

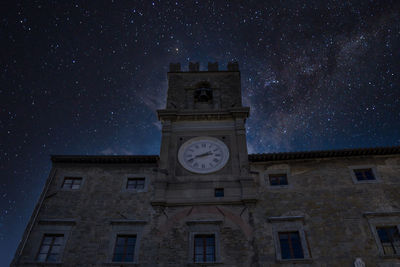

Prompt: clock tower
[153,61,256,206]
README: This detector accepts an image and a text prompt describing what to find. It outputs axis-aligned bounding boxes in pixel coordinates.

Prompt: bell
[198,89,209,101]
[196,87,212,102]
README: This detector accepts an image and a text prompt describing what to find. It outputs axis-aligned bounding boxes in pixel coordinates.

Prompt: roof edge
[51,155,159,164]
[248,146,400,162]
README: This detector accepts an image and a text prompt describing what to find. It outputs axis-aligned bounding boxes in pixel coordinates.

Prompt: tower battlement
[169,61,239,72]
[165,61,243,111]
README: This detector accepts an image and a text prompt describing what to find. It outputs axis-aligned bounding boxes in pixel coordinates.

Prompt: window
[194,234,215,263]
[354,168,375,181]
[36,234,64,262]
[349,165,379,184]
[113,235,136,262]
[269,216,311,262]
[376,226,400,255]
[269,174,288,186]
[214,188,224,197]
[126,178,145,190]
[61,177,82,189]
[279,232,304,259]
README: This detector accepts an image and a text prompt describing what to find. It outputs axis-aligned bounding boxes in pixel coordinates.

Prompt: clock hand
[194,151,213,158]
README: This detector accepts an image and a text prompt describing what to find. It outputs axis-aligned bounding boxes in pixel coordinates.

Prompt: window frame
[268,216,312,262]
[61,177,83,190]
[124,174,148,193]
[36,234,65,262]
[265,169,290,189]
[112,234,137,263]
[364,212,400,258]
[33,219,75,263]
[187,220,222,264]
[108,220,147,264]
[376,226,400,256]
[268,173,289,186]
[348,165,380,184]
[278,231,304,260]
[193,234,216,263]
[59,172,85,191]
[214,188,224,197]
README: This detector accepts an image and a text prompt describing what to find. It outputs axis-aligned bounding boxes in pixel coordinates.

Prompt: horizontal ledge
[267,216,305,222]
[186,220,223,225]
[17,261,63,265]
[363,211,400,218]
[102,262,139,266]
[110,220,148,225]
[38,219,76,225]
[151,200,256,207]
[187,262,224,266]
[276,258,313,263]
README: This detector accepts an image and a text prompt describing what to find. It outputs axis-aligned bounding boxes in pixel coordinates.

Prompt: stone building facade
[12,62,400,266]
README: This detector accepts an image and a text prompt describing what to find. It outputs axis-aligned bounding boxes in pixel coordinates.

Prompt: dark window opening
[214,188,224,197]
[377,226,400,255]
[269,174,288,186]
[36,234,64,262]
[194,87,213,103]
[194,234,215,263]
[113,235,136,262]
[62,177,82,189]
[279,231,304,259]
[127,178,145,190]
[354,168,375,181]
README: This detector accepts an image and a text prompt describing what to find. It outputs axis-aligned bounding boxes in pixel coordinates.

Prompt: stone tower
[153,61,256,206]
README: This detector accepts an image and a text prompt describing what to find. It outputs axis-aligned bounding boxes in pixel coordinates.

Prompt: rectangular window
[353,168,375,181]
[269,174,288,186]
[62,177,82,189]
[126,178,145,190]
[113,235,136,262]
[36,234,64,262]
[214,188,224,197]
[376,226,400,255]
[279,231,304,259]
[194,235,215,263]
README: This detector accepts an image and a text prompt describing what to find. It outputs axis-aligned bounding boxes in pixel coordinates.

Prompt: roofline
[51,155,159,164]
[50,146,400,164]
[248,146,400,162]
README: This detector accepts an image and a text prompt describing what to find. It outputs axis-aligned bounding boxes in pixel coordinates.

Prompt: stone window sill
[379,254,400,259]
[187,262,224,266]
[276,258,313,263]
[18,262,63,266]
[103,262,139,266]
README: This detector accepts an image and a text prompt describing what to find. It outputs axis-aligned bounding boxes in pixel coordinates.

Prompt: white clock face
[178,136,229,174]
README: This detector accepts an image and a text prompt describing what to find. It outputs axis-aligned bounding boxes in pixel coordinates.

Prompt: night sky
[1,0,399,263]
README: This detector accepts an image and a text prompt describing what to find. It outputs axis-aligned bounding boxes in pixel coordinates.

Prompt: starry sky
[1,0,399,263]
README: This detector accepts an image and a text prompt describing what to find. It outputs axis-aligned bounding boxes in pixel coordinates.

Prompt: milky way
[1,0,399,263]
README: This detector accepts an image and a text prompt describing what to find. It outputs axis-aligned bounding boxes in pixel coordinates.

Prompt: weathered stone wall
[251,155,400,266]
[13,155,400,266]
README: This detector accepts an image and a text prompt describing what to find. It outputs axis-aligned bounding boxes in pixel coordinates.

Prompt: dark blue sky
[1,0,399,264]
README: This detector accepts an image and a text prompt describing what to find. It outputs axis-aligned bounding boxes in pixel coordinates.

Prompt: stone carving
[354,258,365,267]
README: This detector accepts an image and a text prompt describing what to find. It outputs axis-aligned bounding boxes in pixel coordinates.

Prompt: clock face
[178,136,229,174]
